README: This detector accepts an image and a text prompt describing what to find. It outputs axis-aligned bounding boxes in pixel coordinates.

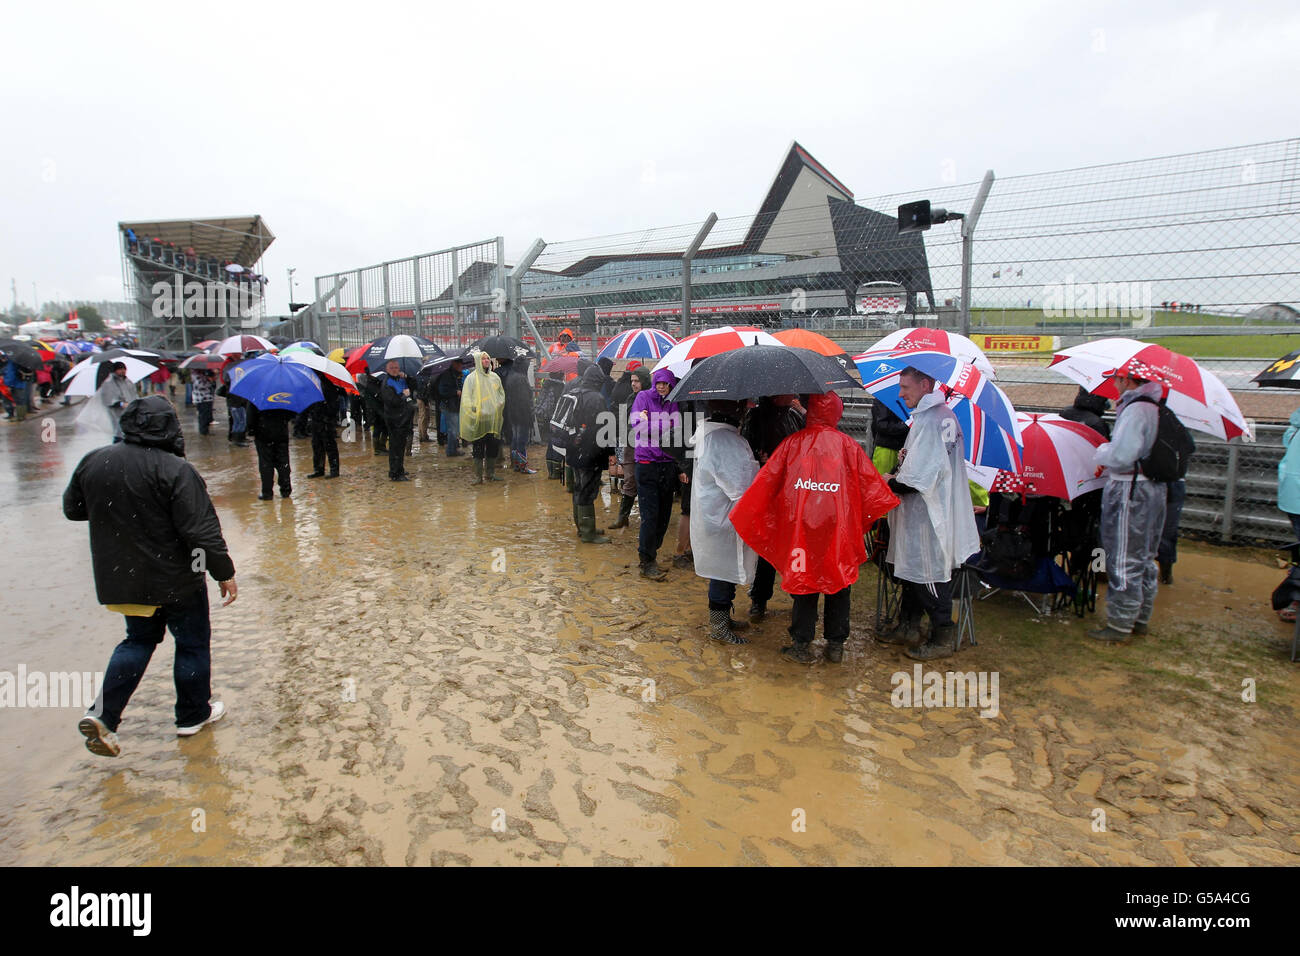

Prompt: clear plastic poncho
[887,391,981,586]
[459,353,505,442]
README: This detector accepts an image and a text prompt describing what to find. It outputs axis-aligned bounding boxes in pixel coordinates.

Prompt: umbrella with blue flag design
[230,353,323,413]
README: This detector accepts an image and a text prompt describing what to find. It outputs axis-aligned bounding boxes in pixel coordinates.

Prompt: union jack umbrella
[653,326,784,378]
[1050,337,1250,440]
[598,327,678,361]
[988,412,1107,500]
[854,348,1022,468]
[859,327,996,378]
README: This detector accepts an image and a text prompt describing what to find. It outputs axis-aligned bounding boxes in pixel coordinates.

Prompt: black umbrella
[468,335,534,361]
[135,347,181,363]
[418,351,471,381]
[1253,350,1300,388]
[80,348,165,368]
[0,341,44,372]
[359,333,446,377]
[666,345,857,402]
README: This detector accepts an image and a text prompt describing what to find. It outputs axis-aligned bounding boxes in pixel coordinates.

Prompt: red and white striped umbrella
[989,413,1107,500]
[1050,337,1250,440]
[653,326,784,378]
[860,327,996,378]
[215,334,276,356]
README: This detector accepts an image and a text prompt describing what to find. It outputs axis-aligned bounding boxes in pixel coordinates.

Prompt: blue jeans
[1157,479,1186,564]
[708,579,736,609]
[230,405,246,437]
[92,587,213,731]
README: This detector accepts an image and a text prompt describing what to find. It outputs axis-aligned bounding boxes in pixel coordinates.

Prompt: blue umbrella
[947,395,1022,472]
[230,353,323,413]
[854,348,1022,463]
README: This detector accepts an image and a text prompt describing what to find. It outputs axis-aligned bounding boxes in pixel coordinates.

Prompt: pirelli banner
[977,334,1061,354]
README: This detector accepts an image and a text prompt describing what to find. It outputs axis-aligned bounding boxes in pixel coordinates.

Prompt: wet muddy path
[2,402,1298,865]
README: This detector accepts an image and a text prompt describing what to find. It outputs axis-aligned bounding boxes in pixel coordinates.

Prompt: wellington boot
[572,501,583,535]
[640,560,667,581]
[877,617,922,647]
[471,459,484,485]
[609,495,634,529]
[485,457,500,481]
[578,505,610,543]
[709,607,748,645]
[906,624,956,661]
[781,641,817,665]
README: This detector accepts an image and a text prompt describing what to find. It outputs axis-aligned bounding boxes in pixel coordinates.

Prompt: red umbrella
[989,412,1106,500]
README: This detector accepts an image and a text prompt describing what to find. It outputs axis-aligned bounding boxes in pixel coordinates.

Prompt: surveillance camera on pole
[896,172,995,335]
[897,199,965,234]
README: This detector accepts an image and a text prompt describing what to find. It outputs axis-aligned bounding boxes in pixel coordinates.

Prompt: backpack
[1130,396,1195,482]
[550,392,580,450]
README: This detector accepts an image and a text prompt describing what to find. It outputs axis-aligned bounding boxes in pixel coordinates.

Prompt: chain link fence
[312,238,507,353]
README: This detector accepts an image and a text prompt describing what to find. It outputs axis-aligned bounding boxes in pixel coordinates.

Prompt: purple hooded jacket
[630,367,681,465]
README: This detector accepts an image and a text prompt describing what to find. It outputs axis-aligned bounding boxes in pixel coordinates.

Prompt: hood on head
[597,356,613,376]
[651,367,677,388]
[119,395,185,457]
[1073,386,1109,415]
[631,366,652,389]
[806,391,842,428]
[580,363,608,389]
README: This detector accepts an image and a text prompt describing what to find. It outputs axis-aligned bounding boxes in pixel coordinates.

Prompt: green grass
[968,308,1253,329]
[1145,335,1300,359]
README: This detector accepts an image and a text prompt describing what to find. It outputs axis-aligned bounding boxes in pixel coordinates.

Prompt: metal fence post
[495,236,507,336]
[1223,442,1239,538]
[960,170,995,336]
[452,246,461,350]
[509,238,547,345]
[681,213,718,338]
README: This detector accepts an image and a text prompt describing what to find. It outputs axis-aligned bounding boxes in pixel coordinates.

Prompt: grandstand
[119,215,274,349]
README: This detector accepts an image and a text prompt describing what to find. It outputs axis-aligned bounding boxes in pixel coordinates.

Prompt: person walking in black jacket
[63,396,237,757]
[378,360,416,480]
[569,363,614,542]
[247,403,295,499]
[504,356,537,473]
[306,379,342,479]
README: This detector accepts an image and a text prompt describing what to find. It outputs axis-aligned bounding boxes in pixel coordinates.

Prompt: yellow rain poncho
[459,352,505,442]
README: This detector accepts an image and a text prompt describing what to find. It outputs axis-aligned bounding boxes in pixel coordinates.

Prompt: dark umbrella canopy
[667,345,857,402]
[468,335,534,361]
[418,352,471,381]
[1253,350,1300,388]
[0,341,44,371]
[360,334,445,377]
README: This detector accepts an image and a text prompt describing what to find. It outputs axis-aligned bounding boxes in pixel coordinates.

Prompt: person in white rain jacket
[881,368,980,661]
[691,400,760,645]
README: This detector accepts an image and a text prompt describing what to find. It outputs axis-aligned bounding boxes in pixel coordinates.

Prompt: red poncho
[729,392,899,595]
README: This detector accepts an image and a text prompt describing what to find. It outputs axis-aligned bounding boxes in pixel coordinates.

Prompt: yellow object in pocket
[106,604,161,617]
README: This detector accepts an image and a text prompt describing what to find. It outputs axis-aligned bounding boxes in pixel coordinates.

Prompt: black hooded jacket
[571,364,612,469]
[63,396,236,605]
[504,357,534,431]
[1059,388,1111,439]
[870,400,909,451]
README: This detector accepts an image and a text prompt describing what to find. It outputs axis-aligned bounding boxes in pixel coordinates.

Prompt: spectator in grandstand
[878,367,980,661]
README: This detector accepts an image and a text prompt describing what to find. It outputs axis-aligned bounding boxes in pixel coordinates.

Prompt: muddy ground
[1,399,1297,866]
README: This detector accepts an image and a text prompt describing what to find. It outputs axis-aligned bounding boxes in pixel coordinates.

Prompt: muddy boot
[748,600,766,621]
[877,616,922,646]
[609,495,634,529]
[572,501,584,535]
[471,459,484,485]
[824,641,845,663]
[485,457,500,481]
[1158,560,1172,585]
[781,641,817,665]
[906,624,955,661]
[640,559,667,581]
[546,460,561,480]
[578,505,609,543]
[710,607,748,645]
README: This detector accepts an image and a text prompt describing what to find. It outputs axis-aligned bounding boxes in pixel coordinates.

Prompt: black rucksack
[1130,396,1195,482]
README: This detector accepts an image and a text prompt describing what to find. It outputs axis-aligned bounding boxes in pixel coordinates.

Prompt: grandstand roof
[118,215,274,266]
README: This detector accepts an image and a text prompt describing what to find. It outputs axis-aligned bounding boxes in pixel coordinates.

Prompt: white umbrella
[63,356,160,397]
[280,351,357,393]
[859,327,996,379]
[224,263,245,274]
[215,334,275,356]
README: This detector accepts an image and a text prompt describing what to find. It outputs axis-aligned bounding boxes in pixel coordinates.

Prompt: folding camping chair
[869,523,903,635]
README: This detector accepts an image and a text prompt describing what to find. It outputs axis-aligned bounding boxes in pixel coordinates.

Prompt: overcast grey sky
[2,0,1296,313]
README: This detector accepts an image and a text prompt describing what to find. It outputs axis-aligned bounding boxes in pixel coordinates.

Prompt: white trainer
[78,714,121,758]
[177,700,226,737]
